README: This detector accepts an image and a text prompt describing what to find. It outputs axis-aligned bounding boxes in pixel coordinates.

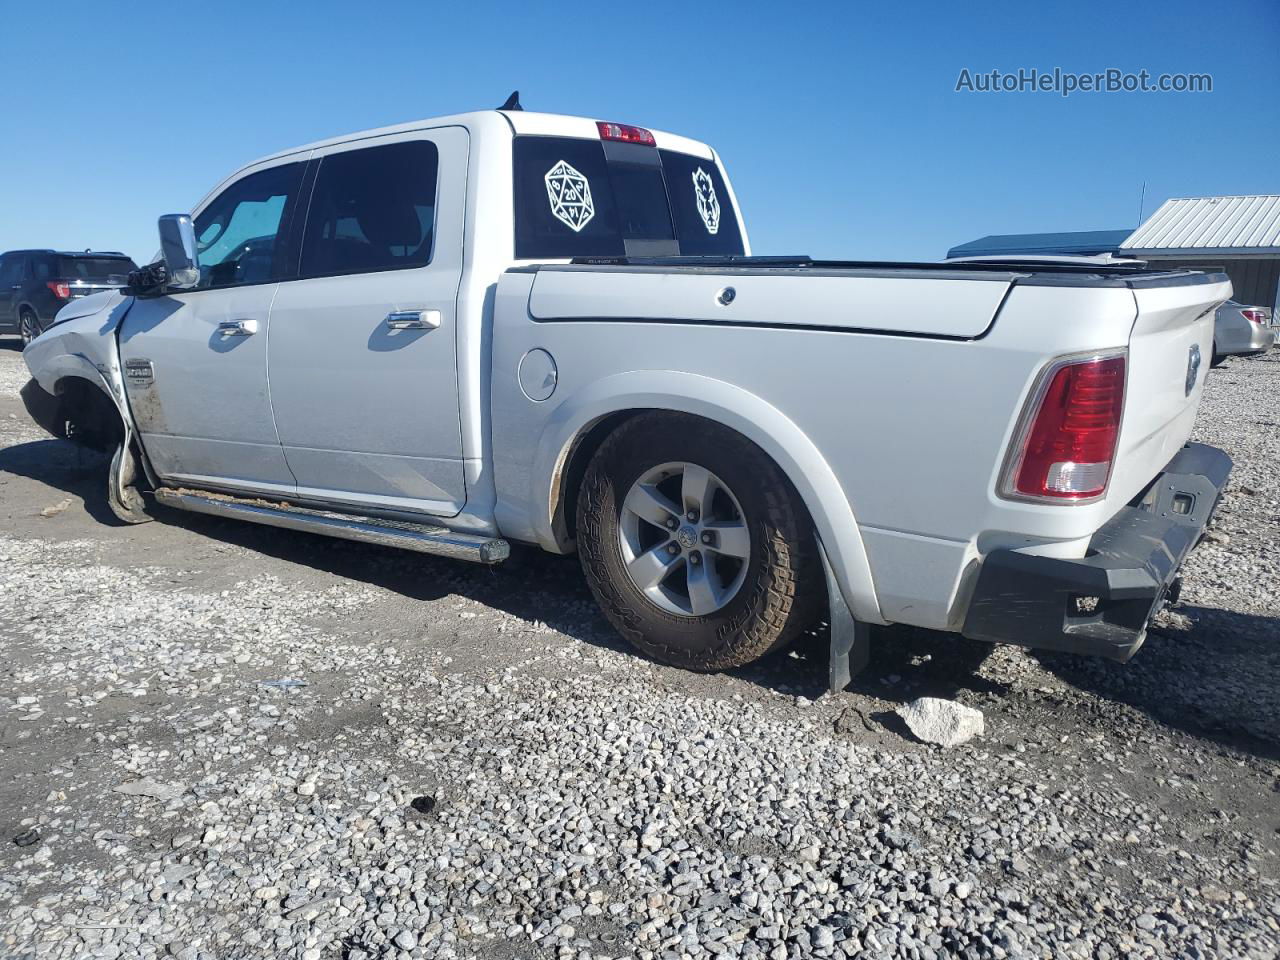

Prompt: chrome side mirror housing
[158,214,200,290]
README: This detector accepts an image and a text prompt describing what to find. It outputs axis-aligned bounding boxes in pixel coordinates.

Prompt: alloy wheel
[19,312,38,346]
[617,461,751,617]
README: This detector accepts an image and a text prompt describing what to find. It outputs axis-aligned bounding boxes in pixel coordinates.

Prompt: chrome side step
[153,489,509,564]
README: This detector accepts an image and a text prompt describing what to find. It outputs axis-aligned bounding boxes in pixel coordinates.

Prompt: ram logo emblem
[1185,343,1201,397]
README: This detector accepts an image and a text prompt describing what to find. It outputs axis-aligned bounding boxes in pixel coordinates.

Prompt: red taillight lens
[1006,354,1126,501]
[597,121,656,146]
[47,281,70,299]
[1240,308,1269,325]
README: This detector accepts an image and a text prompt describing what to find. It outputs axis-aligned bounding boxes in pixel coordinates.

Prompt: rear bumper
[961,442,1231,661]
[1218,323,1277,355]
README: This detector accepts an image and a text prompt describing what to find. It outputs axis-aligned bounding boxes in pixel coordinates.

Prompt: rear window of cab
[513,135,744,260]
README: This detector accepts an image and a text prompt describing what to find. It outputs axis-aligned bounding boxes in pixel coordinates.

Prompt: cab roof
[248,109,716,169]
[3,249,130,258]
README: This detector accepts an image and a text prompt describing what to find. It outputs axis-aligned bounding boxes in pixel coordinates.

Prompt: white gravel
[0,345,1277,959]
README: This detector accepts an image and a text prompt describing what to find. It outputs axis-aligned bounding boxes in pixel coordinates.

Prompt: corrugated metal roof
[947,229,1131,259]
[1122,195,1280,254]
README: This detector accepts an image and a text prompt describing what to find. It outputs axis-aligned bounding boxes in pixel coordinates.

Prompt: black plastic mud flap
[820,542,870,693]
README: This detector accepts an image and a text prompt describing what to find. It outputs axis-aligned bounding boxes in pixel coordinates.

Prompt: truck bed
[516,256,1227,341]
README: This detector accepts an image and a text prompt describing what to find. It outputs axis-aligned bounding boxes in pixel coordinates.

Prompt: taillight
[1240,308,1269,325]
[47,281,70,299]
[1002,352,1127,502]
[597,121,656,146]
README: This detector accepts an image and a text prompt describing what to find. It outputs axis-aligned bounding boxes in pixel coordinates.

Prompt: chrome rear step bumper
[154,489,510,564]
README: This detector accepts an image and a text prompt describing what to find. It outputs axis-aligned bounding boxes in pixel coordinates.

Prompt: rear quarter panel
[490,269,1151,630]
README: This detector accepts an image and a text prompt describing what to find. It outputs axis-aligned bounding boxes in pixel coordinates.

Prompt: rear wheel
[576,413,820,671]
[1210,341,1227,368]
[18,309,39,347]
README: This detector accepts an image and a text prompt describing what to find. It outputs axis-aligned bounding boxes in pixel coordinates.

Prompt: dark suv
[0,249,138,345]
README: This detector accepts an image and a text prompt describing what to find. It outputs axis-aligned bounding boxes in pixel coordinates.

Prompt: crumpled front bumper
[961,442,1232,662]
[20,378,65,439]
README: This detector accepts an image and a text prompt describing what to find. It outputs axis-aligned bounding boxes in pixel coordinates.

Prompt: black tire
[18,309,40,347]
[576,412,821,671]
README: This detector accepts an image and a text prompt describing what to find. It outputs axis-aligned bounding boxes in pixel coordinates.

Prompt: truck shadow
[0,438,125,526]
[4,437,1276,759]
[1033,606,1280,760]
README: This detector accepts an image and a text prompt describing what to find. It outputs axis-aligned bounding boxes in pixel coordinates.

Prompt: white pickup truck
[21,102,1233,688]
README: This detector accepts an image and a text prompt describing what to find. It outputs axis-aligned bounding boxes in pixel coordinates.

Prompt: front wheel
[576,413,820,671]
[18,310,40,347]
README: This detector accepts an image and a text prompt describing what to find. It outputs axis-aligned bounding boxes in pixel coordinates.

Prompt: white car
[20,103,1233,687]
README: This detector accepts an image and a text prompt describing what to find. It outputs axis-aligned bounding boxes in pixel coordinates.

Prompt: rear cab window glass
[299,140,439,279]
[56,257,136,282]
[657,150,744,257]
[513,136,744,260]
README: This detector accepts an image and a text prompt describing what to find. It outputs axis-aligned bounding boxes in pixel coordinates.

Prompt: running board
[153,489,510,564]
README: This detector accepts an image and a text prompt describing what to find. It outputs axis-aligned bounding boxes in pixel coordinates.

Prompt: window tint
[33,257,53,281]
[56,257,136,282]
[299,141,438,278]
[514,137,624,259]
[0,255,21,284]
[657,150,745,256]
[194,162,304,289]
[513,136,745,260]
[607,149,676,242]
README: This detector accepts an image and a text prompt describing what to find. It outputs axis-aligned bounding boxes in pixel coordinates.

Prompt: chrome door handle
[385,309,441,330]
[217,319,259,337]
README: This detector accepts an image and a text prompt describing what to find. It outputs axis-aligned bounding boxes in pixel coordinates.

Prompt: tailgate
[1107,274,1232,505]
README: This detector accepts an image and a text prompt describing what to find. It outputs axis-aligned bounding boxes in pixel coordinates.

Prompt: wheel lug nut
[665,517,678,530]
[686,511,698,522]
[667,543,680,555]
[701,532,713,544]
[690,552,701,565]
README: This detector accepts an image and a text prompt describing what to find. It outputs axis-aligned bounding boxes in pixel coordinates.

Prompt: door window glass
[0,256,20,285]
[193,162,304,289]
[299,140,439,278]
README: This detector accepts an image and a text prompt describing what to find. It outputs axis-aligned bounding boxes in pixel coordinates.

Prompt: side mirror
[158,214,200,290]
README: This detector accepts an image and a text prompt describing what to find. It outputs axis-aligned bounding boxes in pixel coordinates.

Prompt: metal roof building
[946,229,1131,260]
[1121,195,1280,309]
[1122,195,1280,256]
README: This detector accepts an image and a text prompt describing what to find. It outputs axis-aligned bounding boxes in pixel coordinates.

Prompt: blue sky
[1,0,1276,263]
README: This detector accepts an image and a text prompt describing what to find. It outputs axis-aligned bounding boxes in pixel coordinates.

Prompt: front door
[118,157,307,495]
[267,129,468,516]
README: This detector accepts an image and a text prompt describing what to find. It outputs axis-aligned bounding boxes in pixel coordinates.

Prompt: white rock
[896,697,985,747]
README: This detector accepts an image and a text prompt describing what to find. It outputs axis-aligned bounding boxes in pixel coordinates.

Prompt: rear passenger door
[267,128,468,516]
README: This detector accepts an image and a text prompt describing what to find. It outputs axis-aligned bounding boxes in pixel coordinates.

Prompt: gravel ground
[0,340,1277,960]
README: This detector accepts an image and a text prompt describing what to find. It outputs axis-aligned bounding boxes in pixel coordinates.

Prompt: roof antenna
[499,90,522,111]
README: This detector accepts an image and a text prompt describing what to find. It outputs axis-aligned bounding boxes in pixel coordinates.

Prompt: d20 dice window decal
[545,160,595,232]
[692,167,721,235]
